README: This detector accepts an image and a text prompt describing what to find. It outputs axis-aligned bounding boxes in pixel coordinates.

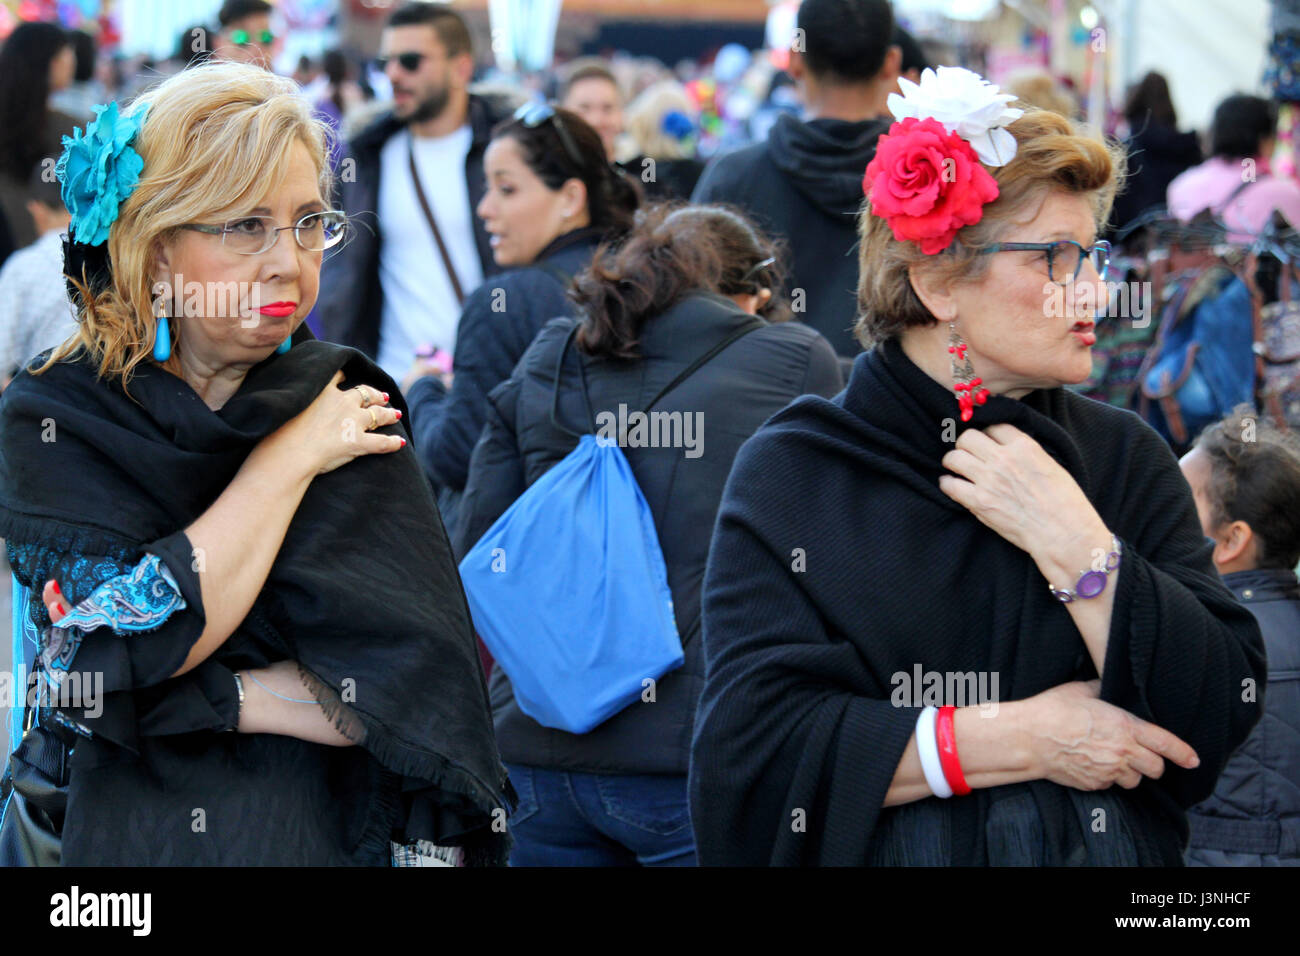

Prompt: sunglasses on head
[512,102,585,169]
[376,52,426,73]
[740,256,776,287]
[231,28,273,46]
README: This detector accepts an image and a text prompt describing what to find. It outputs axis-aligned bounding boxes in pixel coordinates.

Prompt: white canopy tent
[892,0,1271,134]
[1111,0,1270,134]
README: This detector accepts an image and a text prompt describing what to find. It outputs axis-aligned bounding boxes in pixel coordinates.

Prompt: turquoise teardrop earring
[152,315,171,362]
[276,336,292,354]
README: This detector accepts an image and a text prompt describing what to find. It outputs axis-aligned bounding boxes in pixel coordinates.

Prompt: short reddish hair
[856,108,1124,345]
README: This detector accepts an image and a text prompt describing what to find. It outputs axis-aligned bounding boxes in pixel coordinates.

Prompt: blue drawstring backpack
[459,320,760,734]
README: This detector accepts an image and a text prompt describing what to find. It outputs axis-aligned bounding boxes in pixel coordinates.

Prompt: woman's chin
[1064,351,1096,385]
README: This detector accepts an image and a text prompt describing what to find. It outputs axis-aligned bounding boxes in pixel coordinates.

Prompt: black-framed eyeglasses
[181,210,347,255]
[979,239,1112,285]
[231,29,274,46]
[513,101,585,170]
[376,52,426,73]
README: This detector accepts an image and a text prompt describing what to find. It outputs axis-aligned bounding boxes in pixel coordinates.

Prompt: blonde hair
[856,108,1125,346]
[36,61,333,385]
[625,80,696,160]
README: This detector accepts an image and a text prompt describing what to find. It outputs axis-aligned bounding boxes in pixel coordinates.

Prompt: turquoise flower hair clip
[55,100,151,248]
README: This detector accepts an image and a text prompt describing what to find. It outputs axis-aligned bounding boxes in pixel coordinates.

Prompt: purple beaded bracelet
[1049,534,1123,603]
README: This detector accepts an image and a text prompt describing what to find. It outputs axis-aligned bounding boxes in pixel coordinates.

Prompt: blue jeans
[503,763,697,867]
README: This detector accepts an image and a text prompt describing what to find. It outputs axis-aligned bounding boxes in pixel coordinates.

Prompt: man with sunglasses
[212,0,277,71]
[318,2,510,383]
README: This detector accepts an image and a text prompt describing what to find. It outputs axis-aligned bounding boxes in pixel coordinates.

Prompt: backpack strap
[642,318,764,413]
[1215,175,1263,217]
[548,323,597,439]
[549,315,765,437]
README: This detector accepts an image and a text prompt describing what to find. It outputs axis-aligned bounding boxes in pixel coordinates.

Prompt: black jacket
[691,113,892,361]
[454,291,843,774]
[1187,567,1300,865]
[316,95,510,358]
[406,227,602,529]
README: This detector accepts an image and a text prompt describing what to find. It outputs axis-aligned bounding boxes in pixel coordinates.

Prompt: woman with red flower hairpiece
[689,68,1266,866]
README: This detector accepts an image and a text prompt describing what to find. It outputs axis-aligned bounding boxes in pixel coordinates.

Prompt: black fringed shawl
[690,337,1266,866]
[0,329,512,865]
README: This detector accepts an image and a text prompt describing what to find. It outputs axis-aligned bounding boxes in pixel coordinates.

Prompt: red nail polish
[394,410,402,420]
[382,392,390,403]
[51,581,61,595]
[399,438,406,448]
[56,603,65,615]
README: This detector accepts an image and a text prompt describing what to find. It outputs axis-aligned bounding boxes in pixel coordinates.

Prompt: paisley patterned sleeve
[39,553,188,689]
[6,531,238,741]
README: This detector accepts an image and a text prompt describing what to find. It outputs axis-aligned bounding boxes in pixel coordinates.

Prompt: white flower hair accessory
[886,66,1024,167]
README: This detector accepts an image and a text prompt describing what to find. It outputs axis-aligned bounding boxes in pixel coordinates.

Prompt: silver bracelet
[230,671,245,731]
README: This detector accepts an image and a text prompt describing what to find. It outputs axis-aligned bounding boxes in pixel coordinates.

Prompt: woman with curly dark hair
[455,202,841,866]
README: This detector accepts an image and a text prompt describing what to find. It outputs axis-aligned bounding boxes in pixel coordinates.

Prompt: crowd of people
[0,0,1295,869]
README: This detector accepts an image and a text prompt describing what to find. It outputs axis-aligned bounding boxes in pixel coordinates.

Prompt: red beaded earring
[947,323,990,422]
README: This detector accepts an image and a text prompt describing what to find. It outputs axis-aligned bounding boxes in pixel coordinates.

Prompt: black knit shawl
[690,337,1266,866]
[0,331,512,864]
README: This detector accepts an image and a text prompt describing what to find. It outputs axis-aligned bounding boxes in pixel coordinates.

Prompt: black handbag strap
[549,316,764,438]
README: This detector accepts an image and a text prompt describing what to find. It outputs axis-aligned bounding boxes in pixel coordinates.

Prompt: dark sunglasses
[376,52,426,73]
[231,29,274,46]
[513,102,585,170]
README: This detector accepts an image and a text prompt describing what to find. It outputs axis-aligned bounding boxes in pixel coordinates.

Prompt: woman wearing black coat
[454,204,842,865]
[689,97,1265,866]
[403,105,639,539]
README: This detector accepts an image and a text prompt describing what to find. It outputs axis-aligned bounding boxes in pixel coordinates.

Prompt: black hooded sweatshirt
[692,113,892,361]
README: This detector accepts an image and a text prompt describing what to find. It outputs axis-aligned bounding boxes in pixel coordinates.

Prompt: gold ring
[368,407,378,430]
[357,385,372,408]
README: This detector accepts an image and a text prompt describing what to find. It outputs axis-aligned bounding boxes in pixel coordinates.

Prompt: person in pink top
[1168,94,1300,240]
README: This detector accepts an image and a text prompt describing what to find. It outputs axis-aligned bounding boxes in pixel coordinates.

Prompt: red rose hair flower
[862,116,1000,255]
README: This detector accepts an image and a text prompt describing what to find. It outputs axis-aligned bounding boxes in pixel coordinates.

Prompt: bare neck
[801,77,894,124]
[173,351,251,411]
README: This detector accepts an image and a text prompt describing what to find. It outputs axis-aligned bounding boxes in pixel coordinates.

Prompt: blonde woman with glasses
[0,62,510,867]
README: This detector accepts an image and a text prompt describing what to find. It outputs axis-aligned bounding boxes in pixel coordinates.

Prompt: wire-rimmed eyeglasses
[513,102,585,170]
[180,210,347,256]
[978,239,1112,285]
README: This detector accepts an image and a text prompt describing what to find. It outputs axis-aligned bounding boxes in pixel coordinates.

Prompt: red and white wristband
[915,705,972,798]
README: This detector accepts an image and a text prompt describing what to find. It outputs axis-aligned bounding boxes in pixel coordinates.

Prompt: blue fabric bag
[458,319,760,734]
[459,432,681,734]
